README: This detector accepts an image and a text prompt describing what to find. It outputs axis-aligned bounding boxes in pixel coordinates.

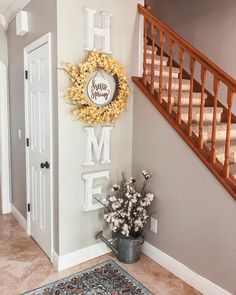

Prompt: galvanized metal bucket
[117,234,144,264]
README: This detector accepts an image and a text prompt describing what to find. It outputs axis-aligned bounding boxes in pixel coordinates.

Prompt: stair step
[192,124,236,142]
[206,141,236,164]
[147,76,191,91]
[229,164,236,178]
[173,107,223,123]
[146,64,179,79]
[146,54,168,66]
[146,45,158,54]
[162,90,207,106]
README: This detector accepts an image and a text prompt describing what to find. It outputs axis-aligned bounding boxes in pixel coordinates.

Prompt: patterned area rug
[23,260,153,295]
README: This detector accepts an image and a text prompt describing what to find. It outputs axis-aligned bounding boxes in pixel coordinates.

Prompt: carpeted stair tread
[206,141,236,164]
[146,64,180,79]
[146,54,169,66]
[229,164,236,178]
[162,90,207,102]
[192,124,236,142]
[173,106,223,115]
[146,45,158,54]
[173,107,223,123]
[147,76,191,91]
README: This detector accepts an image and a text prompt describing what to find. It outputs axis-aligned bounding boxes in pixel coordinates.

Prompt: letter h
[84,8,112,54]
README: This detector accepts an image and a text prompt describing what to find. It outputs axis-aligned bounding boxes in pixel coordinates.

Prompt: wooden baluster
[150,24,157,95]
[158,31,165,103]
[177,48,184,124]
[198,66,207,149]
[224,88,234,178]
[142,17,149,86]
[211,77,220,163]
[168,40,174,114]
[188,56,196,136]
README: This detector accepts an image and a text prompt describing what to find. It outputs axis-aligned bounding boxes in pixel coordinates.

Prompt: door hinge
[25,70,28,80]
[27,203,31,212]
[26,138,30,147]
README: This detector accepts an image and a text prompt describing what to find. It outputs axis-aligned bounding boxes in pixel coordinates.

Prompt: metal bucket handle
[139,235,145,245]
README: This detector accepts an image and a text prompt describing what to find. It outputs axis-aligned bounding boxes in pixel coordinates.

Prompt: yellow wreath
[63,52,129,124]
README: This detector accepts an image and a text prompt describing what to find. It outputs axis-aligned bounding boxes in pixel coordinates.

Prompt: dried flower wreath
[63,52,129,124]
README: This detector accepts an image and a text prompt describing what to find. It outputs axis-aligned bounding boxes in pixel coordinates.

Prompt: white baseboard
[142,241,232,295]
[54,242,112,271]
[11,204,27,232]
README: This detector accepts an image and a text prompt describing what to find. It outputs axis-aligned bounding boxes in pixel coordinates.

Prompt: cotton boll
[111,184,120,192]
[109,196,117,202]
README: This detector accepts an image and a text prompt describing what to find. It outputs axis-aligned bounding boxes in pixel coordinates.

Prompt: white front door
[25,36,52,259]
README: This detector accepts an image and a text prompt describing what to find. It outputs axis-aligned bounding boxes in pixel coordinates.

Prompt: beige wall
[7,0,59,252]
[132,86,236,294]
[57,0,143,255]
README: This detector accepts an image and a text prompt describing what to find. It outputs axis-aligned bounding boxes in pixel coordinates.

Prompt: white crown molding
[142,241,233,295]
[2,0,31,26]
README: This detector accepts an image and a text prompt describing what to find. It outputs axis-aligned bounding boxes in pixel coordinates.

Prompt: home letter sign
[82,170,110,212]
[84,8,112,54]
[83,126,112,166]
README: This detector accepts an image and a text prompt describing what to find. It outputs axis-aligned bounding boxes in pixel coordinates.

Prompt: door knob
[40,161,50,169]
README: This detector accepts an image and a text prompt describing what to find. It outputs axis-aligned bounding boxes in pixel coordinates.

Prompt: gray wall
[7,0,59,252]
[57,0,143,255]
[148,0,236,77]
[0,25,8,213]
[147,0,236,109]
[132,86,236,294]
[0,26,8,65]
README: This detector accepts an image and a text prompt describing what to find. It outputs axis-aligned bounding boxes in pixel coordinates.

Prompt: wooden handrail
[138,4,236,92]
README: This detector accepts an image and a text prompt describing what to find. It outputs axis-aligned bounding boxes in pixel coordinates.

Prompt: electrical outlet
[150,217,158,234]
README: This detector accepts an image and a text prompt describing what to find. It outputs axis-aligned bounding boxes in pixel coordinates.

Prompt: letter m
[83,127,112,166]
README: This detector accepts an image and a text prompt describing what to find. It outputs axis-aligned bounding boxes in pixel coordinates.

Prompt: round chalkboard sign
[87,76,112,106]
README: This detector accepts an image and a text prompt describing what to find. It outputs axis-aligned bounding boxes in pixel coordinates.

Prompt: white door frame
[24,33,54,260]
[0,61,12,214]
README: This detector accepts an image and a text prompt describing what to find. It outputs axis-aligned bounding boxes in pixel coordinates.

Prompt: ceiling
[0,0,31,28]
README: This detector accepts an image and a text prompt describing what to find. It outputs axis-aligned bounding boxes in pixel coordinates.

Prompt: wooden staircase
[133,4,236,200]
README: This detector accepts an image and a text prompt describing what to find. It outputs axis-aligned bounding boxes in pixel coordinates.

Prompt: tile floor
[0,214,202,295]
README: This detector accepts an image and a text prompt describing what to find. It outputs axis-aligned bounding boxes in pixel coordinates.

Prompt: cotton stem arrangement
[98,170,155,238]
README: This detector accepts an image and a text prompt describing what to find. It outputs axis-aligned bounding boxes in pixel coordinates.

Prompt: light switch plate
[150,217,158,234]
[18,129,22,140]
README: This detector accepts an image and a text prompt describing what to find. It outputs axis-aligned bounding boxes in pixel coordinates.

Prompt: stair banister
[138,4,236,92]
[134,3,236,200]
